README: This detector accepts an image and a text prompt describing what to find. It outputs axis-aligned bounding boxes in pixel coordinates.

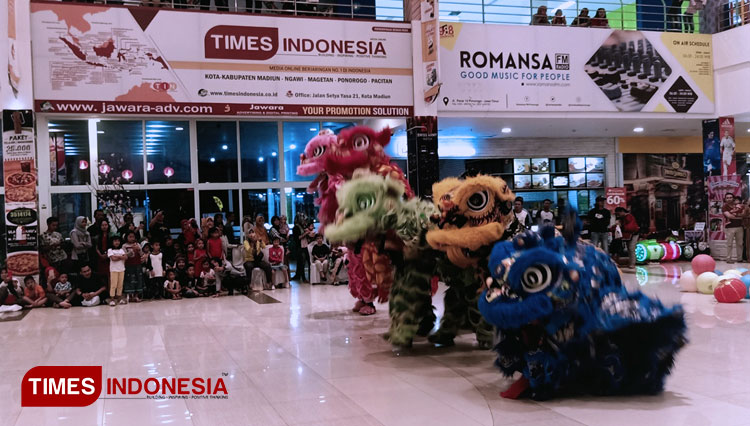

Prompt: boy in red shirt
[269,237,285,267]
[22,275,48,308]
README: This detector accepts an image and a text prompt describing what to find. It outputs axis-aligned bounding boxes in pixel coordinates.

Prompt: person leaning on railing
[551,9,567,25]
[531,5,550,25]
[590,8,610,28]
[570,8,591,27]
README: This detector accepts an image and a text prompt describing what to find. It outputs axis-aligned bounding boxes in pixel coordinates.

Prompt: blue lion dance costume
[479,211,687,400]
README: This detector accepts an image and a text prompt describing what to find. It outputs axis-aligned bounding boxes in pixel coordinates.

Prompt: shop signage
[439,24,714,114]
[605,187,627,212]
[2,110,39,277]
[30,3,414,117]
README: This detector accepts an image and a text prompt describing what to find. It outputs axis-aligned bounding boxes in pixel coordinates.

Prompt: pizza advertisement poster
[2,110,39,277]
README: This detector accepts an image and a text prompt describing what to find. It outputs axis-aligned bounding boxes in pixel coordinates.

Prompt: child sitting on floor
[163,270,182,300]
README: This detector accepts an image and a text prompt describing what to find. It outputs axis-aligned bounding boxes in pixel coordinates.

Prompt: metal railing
[85,0,404,20]
[720,0,750,31]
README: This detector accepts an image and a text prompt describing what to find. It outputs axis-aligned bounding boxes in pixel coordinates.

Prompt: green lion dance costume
[426,174,522,349]
[325,171,440,349]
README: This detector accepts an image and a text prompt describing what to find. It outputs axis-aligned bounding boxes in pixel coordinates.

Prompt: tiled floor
[4,261,750,425]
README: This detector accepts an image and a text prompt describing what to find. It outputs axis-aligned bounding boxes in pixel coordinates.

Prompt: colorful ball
[691,254,716,276]
[678,271,698,292]
[696,272,720,294]
[724,270,742,279]
[714,278,746,303]
[741,275,750,299]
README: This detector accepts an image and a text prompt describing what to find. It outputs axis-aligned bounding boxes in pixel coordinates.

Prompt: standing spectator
[242,216,254,237]
[22,276,47,308]
[193,239,208,276]
[206,227,225,260]
[177,219,200,247]
[201,217,214,241]
[667,0,684,31]
[87,209,105,235]
[107,236,128,306]
[40,217,68,272]
[0,268,25,307]
[531,5,550,25]
[224,212,238,245]
[279,216,290,243]
[163,270,182,300]
[200,0,229,11]
[163,238,177,269]
[73,265,106,307]
[551,9,567,25]
[147,241,165,299]
[122,231,143,303]
[149,210,170,244]
[243,228,272,283]
[591,8,610,27]
[571,8,591,26]
[117,213,135,237]
[70,217,93,270]
[536,199,556,226]
[588,196,612,254]
[291,213,308,282]
[92,220,112,280]
[254,214,270,245]
[513,197,531,228]
[723,193,744,263]
[311,234,330,281]
[614,207,640,269]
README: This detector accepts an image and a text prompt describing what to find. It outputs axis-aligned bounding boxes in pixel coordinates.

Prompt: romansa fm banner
[439,23,713,114]
[30,2,414,117]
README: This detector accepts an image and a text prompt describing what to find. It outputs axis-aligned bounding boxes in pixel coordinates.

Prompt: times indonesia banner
[30,3,414,117]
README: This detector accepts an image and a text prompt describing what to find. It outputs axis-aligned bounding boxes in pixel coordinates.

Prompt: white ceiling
[436,115,750,139]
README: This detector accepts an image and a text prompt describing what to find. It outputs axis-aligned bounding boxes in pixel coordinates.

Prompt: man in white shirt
[536,199,556,226]
[513,197,531,229]
[721,130,736,176]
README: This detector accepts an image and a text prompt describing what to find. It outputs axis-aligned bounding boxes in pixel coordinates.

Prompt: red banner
[719,116,736,176]
[605,187,627,212]
[22,366,102,407]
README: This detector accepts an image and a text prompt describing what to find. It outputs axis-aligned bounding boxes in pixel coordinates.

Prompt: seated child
[269,237,287,271]
[22,275,47,308]
[182,264,200,298]
[328,246,347,286]
[51,273,73,309]
[163,270,182,300]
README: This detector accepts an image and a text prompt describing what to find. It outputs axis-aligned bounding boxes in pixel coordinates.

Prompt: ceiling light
[221,144,228,150]
[309,128,318,132]
[258,157,264,162]
[209,157,216,163]
[271,152,277,157]
[633,127,644,133]
[97,130,105,134]
[501,127,512,134]
[289,144,297,150]
[175,127,184,131]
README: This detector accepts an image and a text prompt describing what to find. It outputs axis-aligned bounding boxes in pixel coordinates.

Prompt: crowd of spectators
[532,6,610,28]
[4,209,341,310]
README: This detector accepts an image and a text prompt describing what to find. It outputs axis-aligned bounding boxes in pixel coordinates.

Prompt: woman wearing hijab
[92,220,113,279]
[70,216,93,270]
[254,214,270,246]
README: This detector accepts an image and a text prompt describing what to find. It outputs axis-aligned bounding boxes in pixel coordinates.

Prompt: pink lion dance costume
[297,126,412,315]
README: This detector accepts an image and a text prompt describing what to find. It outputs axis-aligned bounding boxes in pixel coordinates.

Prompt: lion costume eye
[313,145,326,157]
[356,194,375,211]
[353,135,370,151]
[467,190,489,212]
[521,264,552,293]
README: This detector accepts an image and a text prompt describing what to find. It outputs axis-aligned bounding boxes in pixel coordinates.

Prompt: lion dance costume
[425,174,522,348]
[479,211,687,400]
[325,172,439,348]
[298,126,412,315]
